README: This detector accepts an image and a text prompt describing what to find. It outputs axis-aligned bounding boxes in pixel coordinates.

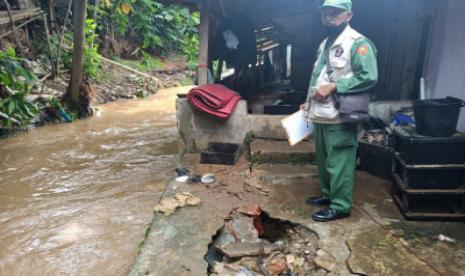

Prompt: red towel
[187,84,242,119]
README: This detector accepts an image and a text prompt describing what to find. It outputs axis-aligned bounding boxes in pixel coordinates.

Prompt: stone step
[249,164,319,187]
[249,139,315,164]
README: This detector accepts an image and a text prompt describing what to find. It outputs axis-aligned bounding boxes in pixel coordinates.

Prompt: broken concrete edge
[129,194,329,275]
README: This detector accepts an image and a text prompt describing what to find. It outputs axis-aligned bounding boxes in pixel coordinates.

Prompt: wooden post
[198,2,210,85]
[2,0,24,57]
[42,13,56,78]
[63,0,87,114]
[47,0,57,33]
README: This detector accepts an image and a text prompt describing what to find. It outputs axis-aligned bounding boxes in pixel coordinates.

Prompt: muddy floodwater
[0,87,190,275]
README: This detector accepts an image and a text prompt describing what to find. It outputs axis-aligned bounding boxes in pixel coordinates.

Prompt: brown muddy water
[0,87,191,275]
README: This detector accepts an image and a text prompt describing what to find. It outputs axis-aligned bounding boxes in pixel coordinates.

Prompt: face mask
[324,23,348,36]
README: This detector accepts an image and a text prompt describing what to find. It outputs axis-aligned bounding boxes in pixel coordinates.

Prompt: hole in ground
[205,209,324,275]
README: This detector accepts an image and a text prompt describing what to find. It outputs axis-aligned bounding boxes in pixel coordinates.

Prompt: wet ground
[0,86,191,275]
[132,160,465,276]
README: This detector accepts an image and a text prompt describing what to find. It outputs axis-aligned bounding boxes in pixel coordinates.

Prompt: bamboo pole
[56,0,73,75]
[42,13,56,78]
[2,0,24,57]
[98,56,160,83]
[0,14,41,39]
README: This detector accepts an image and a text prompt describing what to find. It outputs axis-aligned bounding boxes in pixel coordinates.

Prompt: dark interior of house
[208,0,438,115]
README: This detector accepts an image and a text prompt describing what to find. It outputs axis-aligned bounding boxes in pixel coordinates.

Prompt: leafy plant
[0,93,39,128]
[84,19,102,78]
[0,48,37,92]
[0,48,39,128]
[108,0,199,56]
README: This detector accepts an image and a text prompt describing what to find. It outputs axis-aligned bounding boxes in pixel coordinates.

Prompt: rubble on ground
[206,205,321,276]
[153,192,201,215]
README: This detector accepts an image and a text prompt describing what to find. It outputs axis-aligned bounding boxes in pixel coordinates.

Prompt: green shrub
[0,48,39,128]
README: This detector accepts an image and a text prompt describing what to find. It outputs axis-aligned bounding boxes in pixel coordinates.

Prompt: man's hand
[313,83,337,102]
[300,104,305,110]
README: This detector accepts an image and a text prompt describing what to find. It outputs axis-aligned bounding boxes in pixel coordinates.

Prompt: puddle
[205,208,321,275]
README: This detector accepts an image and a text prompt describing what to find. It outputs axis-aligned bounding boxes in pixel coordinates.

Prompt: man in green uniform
[302,0,378,221]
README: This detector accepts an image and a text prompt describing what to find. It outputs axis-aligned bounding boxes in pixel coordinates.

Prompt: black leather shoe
[312,208,350,222]
[306,196,330,206]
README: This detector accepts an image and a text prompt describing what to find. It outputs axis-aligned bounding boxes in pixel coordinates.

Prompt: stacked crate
[392,126,465,220]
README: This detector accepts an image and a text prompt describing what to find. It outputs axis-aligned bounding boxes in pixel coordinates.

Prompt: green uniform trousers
[314,123,358,213]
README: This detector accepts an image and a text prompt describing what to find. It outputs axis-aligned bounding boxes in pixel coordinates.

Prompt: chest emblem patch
[357,45,369,56]
[335,47,344,57]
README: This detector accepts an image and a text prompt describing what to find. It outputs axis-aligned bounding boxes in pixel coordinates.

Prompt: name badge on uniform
[335,47,344,57]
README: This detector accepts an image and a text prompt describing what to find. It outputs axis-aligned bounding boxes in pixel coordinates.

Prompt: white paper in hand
[281,110,314,146]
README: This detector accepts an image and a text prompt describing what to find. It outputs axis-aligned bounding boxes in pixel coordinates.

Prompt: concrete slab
[130,159,465,276]
[250,139,315,164]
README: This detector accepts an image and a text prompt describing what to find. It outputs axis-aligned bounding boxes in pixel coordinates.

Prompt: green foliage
[0,49,39,128]
[0,48,37,92]
[109,0,199,56]
[183,30,199,70]
[244,131,256,145]
[137,224,151,253]
[0,93,39,128]
[48,97,63,110]
[112,53,164,72]
[84,19,102,78]
[34,32,73,71]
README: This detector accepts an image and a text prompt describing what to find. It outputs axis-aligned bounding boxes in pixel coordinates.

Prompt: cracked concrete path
[130,158,465,276]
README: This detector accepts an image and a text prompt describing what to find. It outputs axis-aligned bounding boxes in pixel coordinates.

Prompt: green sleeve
[335,37,378,94]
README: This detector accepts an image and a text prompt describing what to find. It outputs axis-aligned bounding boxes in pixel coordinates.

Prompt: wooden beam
[198,1,210,85]
[0,14,42,39]
[42,13,56,78]
[2,0,24,57]
[0,8,42,25]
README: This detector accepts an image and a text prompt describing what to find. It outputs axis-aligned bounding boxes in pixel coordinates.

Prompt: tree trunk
[63,0,87,116]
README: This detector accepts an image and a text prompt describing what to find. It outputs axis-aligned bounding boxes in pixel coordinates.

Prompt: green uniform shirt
[310,37,378,94]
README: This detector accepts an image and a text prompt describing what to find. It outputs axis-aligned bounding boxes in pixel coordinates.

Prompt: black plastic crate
[200,142,240,165]
[394,156,465,189]
[391,175,465,221]
[394,126,465,165]
[358,141,393,180]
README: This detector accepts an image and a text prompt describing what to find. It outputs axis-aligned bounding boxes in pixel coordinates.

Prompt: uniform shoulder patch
[357,45,369,56]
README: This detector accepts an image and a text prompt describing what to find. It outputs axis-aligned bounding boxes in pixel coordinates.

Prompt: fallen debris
[314,249,337,272]
[153,192,201,215]
[206,207,320,275]
[175,175,189,183]
[437,234,456,243]
[201,173,216,184]
[217,241,286,258]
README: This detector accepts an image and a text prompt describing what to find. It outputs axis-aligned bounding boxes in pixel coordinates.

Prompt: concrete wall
[176,98,288,153]
[426,0,465,132]
[177,98,413,152]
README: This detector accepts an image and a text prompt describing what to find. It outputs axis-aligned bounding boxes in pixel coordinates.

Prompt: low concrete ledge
[177,98,288,153]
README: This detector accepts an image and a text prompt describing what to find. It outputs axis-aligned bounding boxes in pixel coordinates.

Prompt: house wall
[426,0,465,132]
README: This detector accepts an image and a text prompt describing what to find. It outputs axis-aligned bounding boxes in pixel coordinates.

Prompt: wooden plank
[2,0,24,57]
[0,8,42,25]
[0,14,41,39]
[99,56,160,83]
[42,13,56,78]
